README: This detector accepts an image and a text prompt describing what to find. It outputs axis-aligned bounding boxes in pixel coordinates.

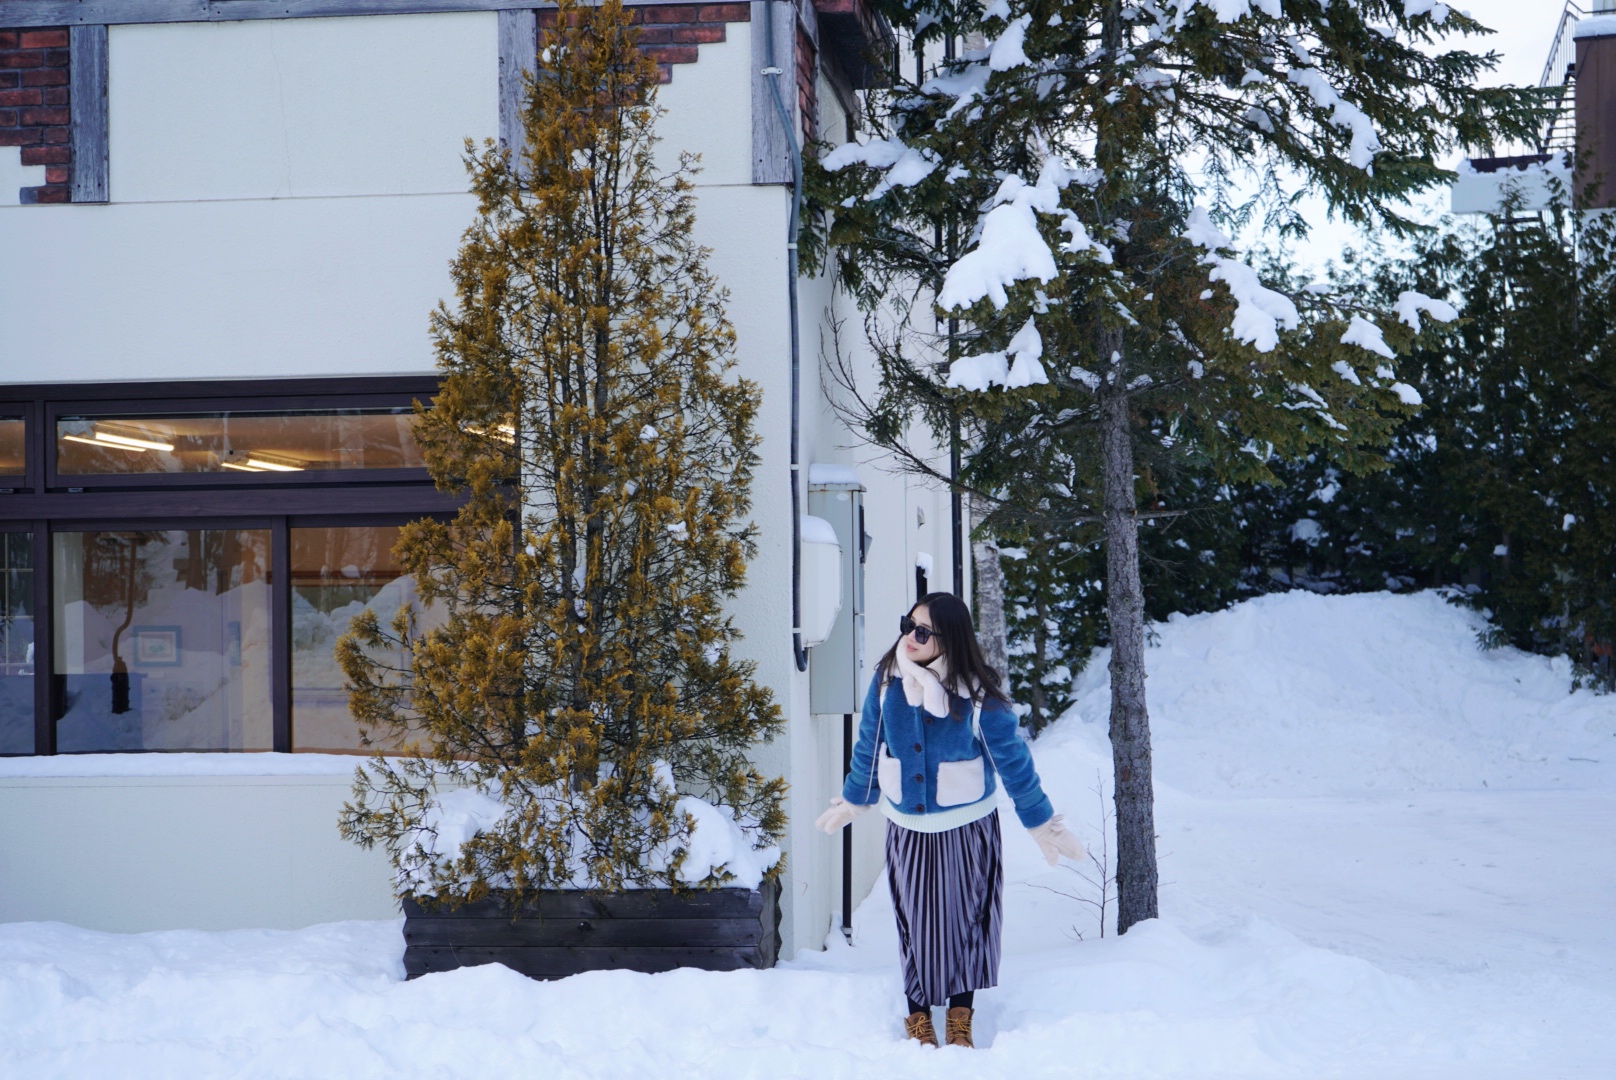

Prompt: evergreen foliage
[1013,173,1616,694]
[337,0,785,902]
[1218,180,1616,687]
[806,0,1539,931]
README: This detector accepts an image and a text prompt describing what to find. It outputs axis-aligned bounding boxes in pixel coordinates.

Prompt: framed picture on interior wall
[132,626,182,667]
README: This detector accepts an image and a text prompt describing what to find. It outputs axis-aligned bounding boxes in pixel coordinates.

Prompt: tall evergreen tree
[808,0,1540,932]
[338,0,785,901]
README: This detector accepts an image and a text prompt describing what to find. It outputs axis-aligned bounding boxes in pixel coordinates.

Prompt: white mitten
[1027,814,1085,866]
[815,796,872,834]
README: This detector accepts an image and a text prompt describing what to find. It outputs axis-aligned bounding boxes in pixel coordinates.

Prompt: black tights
[907,991,973,1015]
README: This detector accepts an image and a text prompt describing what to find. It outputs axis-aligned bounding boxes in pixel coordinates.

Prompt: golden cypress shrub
[338,0,785,902]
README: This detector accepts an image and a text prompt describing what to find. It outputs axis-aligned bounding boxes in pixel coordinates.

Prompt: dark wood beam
[750,0,795,186]
[496,7,535,175]
[68,23,108,203]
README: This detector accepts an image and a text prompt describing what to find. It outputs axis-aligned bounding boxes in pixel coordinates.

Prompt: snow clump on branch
[1163,0,1281,26]
[946,317,1047,391]
[1404,0,1452,24]
[820,137,940,201]
[1182,208,1298,353]
[939,158,1109,313]
[1285,67,1383,171]
[1341,315,1396,360]
[1395,290,1459,331]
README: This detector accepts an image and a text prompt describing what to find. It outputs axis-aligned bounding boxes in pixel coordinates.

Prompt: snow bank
[1049,590,1616,796]
[3,592,1612,1077]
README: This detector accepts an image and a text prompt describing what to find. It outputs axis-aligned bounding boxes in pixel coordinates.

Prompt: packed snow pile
[1048,590,1616,796]
[402,761,780,892]
[2,591,1611,1078]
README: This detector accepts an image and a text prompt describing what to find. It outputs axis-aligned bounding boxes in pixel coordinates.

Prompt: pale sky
[1273,0,1569,274]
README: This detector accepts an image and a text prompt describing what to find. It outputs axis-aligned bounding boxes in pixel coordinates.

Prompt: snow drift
[1047,590,1616,796]
[1,591,1611,1078]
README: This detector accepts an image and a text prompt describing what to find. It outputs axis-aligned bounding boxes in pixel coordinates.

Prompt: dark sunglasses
[899,614,936,646]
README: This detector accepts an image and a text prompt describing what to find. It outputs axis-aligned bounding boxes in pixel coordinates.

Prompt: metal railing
[1536,3,1586,154]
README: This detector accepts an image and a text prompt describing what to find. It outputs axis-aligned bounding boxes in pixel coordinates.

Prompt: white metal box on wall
[807,466,868,716]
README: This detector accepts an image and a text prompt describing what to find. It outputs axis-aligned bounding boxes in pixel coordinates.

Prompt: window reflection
[291,525,435,753]
[0,418,24,476]
[56,409,425,476]
[53,529,272,752]
[0,532,33,754]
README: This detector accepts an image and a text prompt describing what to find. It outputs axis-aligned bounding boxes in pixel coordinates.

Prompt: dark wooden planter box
[402,878,780,980]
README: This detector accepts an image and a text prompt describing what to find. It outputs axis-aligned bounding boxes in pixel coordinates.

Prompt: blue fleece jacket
[840,672,1055,829]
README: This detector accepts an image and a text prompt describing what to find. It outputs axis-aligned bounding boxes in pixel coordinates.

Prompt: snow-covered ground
[3,591,1612,1078]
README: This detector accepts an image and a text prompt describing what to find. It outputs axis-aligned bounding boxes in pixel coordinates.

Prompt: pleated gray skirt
[885,812,1004,1007]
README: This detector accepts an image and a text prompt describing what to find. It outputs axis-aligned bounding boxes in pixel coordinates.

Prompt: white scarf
[893,648,956,719]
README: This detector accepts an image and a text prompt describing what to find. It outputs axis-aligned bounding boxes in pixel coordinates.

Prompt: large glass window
[291,525,436,753]
[53,529,273,752]
[0,378,451,756]
[0,533,34,754]
[0,418,24,477]
[56,408,425,476]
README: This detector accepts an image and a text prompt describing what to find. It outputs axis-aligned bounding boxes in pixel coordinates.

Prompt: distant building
[1453,1,1616,214]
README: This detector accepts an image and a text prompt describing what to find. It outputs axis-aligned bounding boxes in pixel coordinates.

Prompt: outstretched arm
[976,696,1054,829]
[840,673,885,806]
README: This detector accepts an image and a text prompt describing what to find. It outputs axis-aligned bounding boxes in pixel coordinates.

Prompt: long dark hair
[875,592,1009,715]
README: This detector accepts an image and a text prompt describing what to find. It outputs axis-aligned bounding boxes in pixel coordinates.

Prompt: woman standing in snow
[816,592,1084,1049]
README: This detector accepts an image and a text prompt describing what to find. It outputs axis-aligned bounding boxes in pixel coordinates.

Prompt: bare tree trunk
[970,493,1010,684]
[1098,332,1159,934]
[1029,584,1050,733]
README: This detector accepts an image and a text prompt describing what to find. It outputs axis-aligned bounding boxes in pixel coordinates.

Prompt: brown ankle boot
[945,1006,974,1048]
[904,1010,939,1047]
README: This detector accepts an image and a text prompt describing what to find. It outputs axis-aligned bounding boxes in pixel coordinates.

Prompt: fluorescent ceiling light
[219,461,266,472]
[62,433,136,451]
[62,432,178,454]
[245,457,303,472]
[92,430,177,452]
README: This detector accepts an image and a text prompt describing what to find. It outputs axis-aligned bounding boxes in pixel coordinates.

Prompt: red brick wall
[0,27,71,204]
[538,3,752,85]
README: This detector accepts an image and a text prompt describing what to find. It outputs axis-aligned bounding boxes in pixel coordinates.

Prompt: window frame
[0,412,28,488]
[0,378,460,757]
[47,393,431,491]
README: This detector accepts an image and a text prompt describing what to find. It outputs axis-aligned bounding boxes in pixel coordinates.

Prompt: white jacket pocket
[878,744,903,804]
[935,756,985,807]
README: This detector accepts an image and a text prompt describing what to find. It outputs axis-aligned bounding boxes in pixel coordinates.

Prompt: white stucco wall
[110,15,498,202]
[0,147,48,207]
[0,772,397,931]
[654,26,755,188]
[0,192,473,380]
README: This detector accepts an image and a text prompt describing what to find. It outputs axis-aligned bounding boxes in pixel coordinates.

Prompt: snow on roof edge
[807,463,864,489]
[1574,15,1616,39]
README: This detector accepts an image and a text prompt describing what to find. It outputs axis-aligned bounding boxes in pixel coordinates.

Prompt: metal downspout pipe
[762,1,810,673]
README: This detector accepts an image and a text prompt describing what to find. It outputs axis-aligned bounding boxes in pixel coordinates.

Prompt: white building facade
[0,1,958,960]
